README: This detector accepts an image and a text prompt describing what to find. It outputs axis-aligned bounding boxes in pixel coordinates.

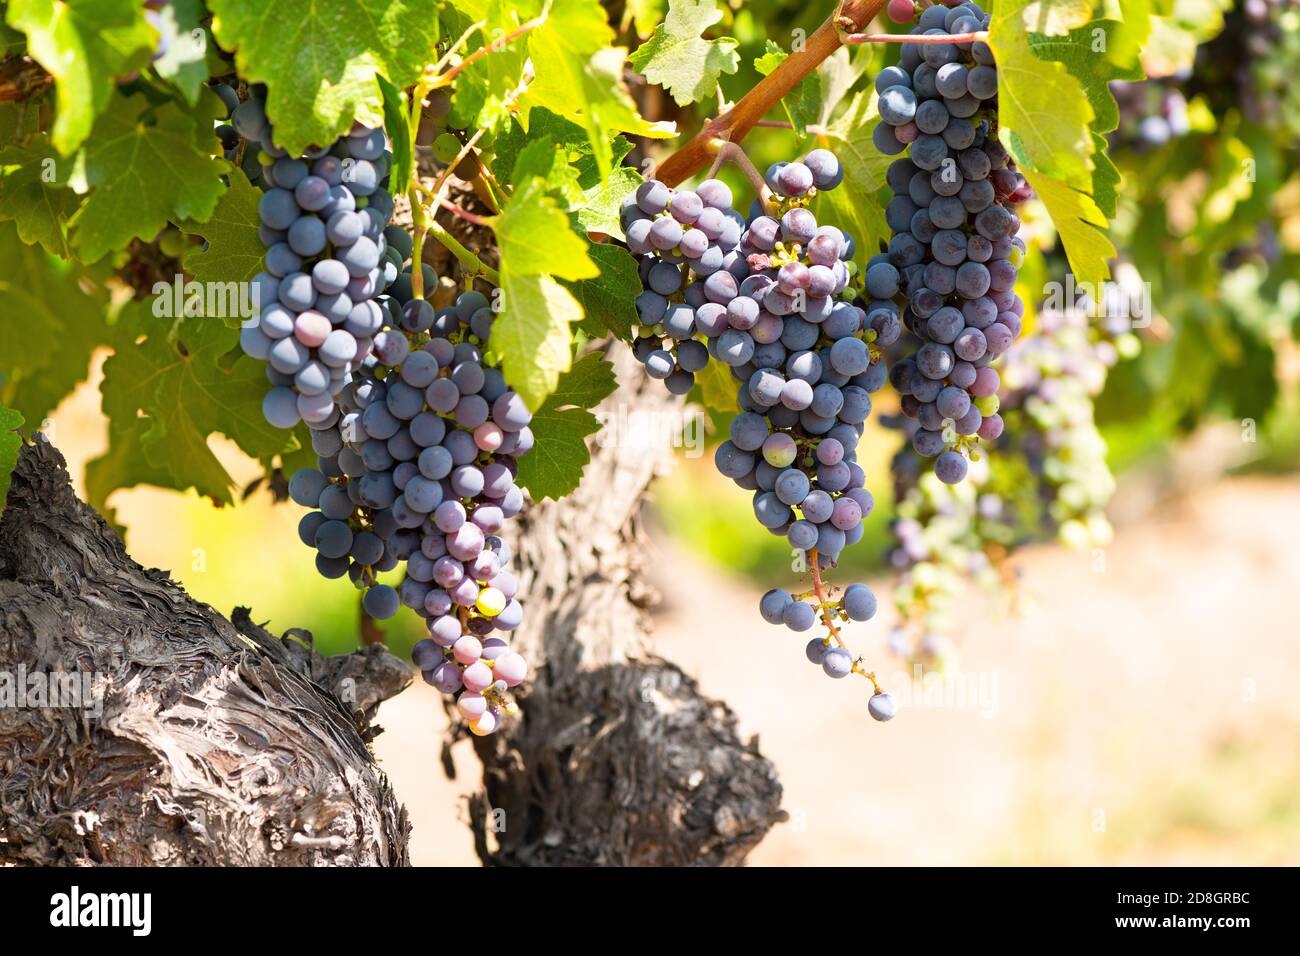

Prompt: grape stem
[654,0,886,186]
[709,139,775,213]
[440,13,548,85]
[808,548,883,693]
[807,547,846,647]
[439,196,491,227]
[844,30,989,43]
[424,214,501,284]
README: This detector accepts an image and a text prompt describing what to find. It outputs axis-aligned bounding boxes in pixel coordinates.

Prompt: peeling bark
[0,439,411,866]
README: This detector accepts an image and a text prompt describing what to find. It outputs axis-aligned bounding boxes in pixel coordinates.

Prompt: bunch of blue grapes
[872,1,1031,484]
[287,289,534,737]
[623,176,746,393]
[622,150,896,722]
[231,86,397,429]
[760,582,896,721]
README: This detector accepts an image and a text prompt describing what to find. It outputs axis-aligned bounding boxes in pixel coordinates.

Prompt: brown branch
[654,0,886,187]
[0,57,53,104]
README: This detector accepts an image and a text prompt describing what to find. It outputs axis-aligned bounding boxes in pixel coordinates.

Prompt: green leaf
[576,164,642,240]
[493,109,633,191]
[520,0,674,179]
[694,357,737,415]
[1021,166,1113,288]
[151,0,212,104]
[988,0,1096,192]
[820,90,892,263]
[753,41,820,135]
[97,306,297,504]
[0,140,78,257]
[71,93,229,263]
[514,350,617,500]
[627,0,739,107]
[1026,19,1144,218]
[491,174,598,408]
[377,74,413,196]
[493,178,597,280]
[561,243,640,340]
[180,171,266,289]
[510,136,585,208]
[5,0,155,155]
[0,222,111,427]
[1018,0,1094,35]
[0,404,23,514]
[207,0,440,155]
[495,272,584,413]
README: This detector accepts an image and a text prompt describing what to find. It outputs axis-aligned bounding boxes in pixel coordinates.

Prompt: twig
[439,196,490,227]
[654,0,885,186]
[441,14,548,85]
[845,30,988,43]
[711,140,774,213]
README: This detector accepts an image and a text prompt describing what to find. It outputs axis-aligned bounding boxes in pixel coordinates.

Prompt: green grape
[433,132,463,165]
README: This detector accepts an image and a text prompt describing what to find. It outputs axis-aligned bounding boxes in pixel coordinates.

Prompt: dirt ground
[376,473,1300,866]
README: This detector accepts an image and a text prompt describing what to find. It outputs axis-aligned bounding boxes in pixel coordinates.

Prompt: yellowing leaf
[988,0,1095,191]
[1022,167,1113,289]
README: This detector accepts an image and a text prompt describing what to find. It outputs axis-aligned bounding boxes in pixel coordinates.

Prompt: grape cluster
[884,285,1143,665]
[623,150,896,720]
[288,289,534,737]
[229,87,397,429]
[623,176,747,393]
[872,1,1030,484]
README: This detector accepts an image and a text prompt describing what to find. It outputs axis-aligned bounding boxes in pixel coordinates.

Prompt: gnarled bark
[464,345,786,866]
[0,439,411,866]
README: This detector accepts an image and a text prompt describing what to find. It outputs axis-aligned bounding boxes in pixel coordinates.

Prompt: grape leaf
[520,0,674,179]
[0,404,23,514]
[694,356,738,415]
[0,223,111,427]
[377,73,413,195]
[628,0,739,107]
[576,164,642,240]
[97,306,297,504]
[987,0,1096,192]
[561,243,640,340]
[509,136,585,209]
[206,0,441,155]
[495,272,585,414]
[491,176,598,409]
[1021,166,1113,289]
[5,0,156,155]
[0,141,78,257]
[151,0,213,104]
[180,171,265,289]
[514,350,617,500]
[452,0,535,135]
[624,0,666,38]
[493,110,634,192]
[72,94,229,263]
[753,41,820,135]
[1019,0,1094,35]
[1027,19,1144,218]
[820,90,892,263]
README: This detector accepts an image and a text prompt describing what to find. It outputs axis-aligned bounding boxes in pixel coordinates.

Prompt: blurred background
[20,0,1300,865]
